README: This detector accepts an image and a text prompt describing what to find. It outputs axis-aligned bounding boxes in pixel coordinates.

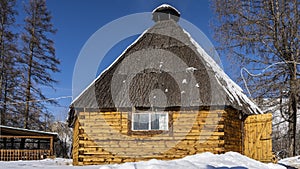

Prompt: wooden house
[0,125,58,161]
[68,4,273,165]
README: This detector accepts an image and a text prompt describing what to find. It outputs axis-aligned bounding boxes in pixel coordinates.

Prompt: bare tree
[21,0,60,130]
[51,121,72,158]
[211,0,299,156]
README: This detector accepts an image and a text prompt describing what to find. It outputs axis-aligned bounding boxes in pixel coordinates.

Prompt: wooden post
[50,137,53,156]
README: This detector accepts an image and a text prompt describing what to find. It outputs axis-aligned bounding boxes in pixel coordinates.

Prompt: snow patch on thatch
[183,29,262,114]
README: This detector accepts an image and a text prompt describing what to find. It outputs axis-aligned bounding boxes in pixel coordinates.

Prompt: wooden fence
[0,149,51,161]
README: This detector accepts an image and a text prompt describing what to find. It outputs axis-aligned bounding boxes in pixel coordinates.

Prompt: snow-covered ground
[279,155,300,169]
[0,152,297,169]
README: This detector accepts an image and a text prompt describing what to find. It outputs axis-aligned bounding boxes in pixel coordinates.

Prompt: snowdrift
[0,152,291,169]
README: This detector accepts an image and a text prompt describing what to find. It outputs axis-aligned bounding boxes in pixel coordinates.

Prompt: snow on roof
[152,4,181,15]
[185,67,197,73]
[0,125,58,136]
[182,29,262,114]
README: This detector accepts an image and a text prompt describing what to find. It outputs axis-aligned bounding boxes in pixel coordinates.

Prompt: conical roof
[68,6,262,126]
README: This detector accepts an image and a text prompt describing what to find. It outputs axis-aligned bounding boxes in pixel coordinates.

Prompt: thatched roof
[68,5,262,126]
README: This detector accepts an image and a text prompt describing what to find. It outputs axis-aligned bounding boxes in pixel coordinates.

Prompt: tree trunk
[24,51,33,129]
[24,1,36,130]
[0,14,4,104]
[2,76,8,125]
[289,61,298,156]
[0,15,5,125]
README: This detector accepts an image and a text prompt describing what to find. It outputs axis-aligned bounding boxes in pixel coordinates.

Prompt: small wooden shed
[68,4,273,165]
[0,125,58,161]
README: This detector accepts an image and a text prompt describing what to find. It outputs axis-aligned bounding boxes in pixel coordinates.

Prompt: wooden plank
[72,117,80,165]
[243,113,272,162]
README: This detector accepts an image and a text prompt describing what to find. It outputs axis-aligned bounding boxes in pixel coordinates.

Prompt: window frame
[128,111,173,136]
[131,112,169,131]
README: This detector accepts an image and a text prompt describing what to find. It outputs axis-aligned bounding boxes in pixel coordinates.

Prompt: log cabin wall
[224,109,242,153]
[72,118,80,165]
[72,109,234,165]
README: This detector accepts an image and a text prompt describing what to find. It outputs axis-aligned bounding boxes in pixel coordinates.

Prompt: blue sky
[21,0,217,120]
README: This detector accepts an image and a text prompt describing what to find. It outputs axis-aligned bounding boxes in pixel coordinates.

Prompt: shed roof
[68,5,262,126]
[0,125,58,139]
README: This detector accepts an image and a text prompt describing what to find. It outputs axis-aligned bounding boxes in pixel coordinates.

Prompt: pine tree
[0,0,19,126]
[21,0,59,130]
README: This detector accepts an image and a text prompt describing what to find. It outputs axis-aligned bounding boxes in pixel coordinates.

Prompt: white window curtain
[158,114,168,130]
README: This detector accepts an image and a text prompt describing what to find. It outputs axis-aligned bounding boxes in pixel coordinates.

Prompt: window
[132,112,168,131]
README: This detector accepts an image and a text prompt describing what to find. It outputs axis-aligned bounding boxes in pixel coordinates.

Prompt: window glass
[151,113,160,130]
[132,112,168,131]
[133,113,149,130]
